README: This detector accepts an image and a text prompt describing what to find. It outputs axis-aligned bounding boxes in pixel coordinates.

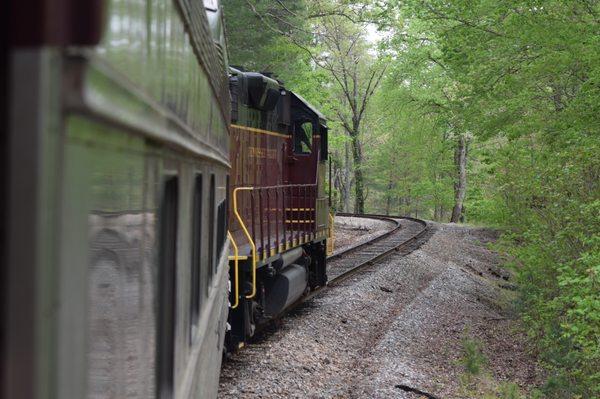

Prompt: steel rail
[327,214,402,261]
[325,213,428,286]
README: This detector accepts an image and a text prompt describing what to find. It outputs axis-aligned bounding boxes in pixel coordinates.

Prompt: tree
[450,133,468,223]
[310,17,385,213]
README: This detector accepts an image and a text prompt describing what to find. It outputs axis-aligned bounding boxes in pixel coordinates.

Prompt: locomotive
[226,68,330,349]
[2,0,329,398]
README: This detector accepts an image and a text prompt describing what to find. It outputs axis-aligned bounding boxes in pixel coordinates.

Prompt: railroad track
[327,213,429,285]
[284,213,431,311]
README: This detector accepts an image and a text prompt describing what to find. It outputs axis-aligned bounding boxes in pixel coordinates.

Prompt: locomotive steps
[219,216,541,398]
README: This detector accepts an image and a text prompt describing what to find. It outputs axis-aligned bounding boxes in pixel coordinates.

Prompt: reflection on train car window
[209,174,216,277]
[157,176,178,399]
[190,174,203,343]
[294,121,313,154]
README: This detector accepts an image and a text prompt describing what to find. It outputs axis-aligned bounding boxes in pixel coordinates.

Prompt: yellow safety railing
[232,184,331,298]
[232,187,258,299]
[227,231,240,309]
[327,213,335,255]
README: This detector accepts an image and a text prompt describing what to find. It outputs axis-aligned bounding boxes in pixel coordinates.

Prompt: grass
[458,336,541,398]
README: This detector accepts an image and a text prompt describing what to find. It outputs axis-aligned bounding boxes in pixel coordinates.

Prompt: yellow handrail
[232,187,257,299]
[227,231,240,309]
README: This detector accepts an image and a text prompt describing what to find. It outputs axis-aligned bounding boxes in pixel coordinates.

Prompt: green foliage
[493,382,525,399]
[459,337,530,398]
[362,60,455,218]
[222,0,309,73]
[222,0,334,110]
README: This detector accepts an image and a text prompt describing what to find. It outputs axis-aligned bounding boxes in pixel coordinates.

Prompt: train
[227,68,330,349]
[2,0,330,398]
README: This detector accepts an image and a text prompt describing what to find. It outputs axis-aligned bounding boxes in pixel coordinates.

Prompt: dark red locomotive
[227,68,330,348]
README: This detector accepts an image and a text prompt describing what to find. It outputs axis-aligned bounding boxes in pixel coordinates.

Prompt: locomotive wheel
[244,299,259,338]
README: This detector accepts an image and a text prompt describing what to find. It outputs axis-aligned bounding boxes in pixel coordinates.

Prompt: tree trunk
[450,134,468,223]
[385,178,393,216]
[342,142,351,212]
[351,133,365,213]
[401,190,411,217]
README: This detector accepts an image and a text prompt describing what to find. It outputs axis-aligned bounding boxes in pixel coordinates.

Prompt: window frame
[293,119,315,155]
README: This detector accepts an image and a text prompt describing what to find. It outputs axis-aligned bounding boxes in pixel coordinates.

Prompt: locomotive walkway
[219,217,541,398]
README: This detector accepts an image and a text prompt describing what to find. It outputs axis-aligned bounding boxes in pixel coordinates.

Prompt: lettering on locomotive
[248,146,278,160]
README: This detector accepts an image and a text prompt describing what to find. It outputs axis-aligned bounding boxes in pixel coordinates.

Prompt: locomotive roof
[290,91,327,127]
[229,67,327,127]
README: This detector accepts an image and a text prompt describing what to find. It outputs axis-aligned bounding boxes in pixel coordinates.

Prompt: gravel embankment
[218,221,540,398]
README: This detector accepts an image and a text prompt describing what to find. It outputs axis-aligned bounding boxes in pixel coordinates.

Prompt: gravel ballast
[218,220,540,398]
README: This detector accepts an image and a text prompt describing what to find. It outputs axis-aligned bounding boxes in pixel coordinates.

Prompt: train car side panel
[3,0,232,398]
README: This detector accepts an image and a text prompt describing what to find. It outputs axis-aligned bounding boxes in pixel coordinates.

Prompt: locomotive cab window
[294,121,313,154]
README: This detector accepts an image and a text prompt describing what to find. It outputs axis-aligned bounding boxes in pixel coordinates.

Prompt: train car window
[215,175,229,262]
[208,174,216,277]
[190,174,203,343]
[157,176,178,399]
[216,200,227,260]
[294,121,313,154]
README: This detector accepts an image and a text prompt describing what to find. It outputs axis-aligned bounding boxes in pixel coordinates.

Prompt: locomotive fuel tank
[264,263,309,317]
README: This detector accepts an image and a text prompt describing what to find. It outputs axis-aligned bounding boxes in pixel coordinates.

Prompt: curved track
[279,214,431,313]
[326,214,429,285]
